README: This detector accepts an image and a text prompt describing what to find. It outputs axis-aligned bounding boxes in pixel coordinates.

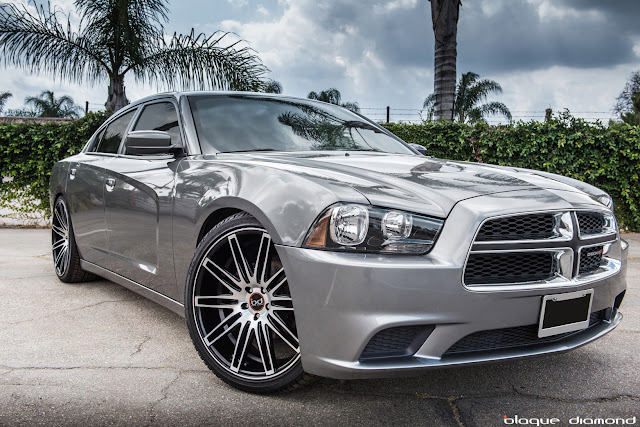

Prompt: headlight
[304,204,443,254]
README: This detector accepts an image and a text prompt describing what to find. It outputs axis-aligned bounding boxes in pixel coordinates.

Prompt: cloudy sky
[2,0,640,123]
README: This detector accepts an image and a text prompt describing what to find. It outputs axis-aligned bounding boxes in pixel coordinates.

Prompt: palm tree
[429,0,461,121]
[263,80,283,94]
[0,0,267,111]
[307,88,360,113]
[423,72,512,123]
[25,90,81,118]
[0,91,11,114]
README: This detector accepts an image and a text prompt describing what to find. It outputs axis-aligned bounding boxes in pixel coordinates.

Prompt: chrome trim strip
[472,211,573,245]
[80,260,184,317]
[576,211,617,240]
[463,247,575,291]
[576,241,614,278]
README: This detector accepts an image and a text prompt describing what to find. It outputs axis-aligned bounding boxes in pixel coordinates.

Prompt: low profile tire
[52,196,95,283]
[185,212,314,393]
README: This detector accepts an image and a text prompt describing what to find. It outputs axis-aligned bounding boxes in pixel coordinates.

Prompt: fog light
[382,211,412,239]
[330,204,369,246]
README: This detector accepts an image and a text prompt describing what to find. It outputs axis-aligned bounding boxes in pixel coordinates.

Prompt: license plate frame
[538,289,594,338]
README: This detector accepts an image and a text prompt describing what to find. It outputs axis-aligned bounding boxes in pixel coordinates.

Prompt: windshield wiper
[221,148,278,153]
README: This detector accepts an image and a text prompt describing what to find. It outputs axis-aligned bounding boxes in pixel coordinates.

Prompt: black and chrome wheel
[185,213,313,393]
[52,196,94,283]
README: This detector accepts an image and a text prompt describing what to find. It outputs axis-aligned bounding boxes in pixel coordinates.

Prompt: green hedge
[382,112,640,231]
[0,112,110,216]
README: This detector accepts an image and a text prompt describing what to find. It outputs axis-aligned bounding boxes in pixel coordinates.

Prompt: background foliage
[1,111,638,231]
[382,111,640,231]
[0,112,109,216]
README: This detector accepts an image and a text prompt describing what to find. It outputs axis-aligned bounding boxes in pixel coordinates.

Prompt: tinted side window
[95,110,135,153]
[88,128,106,152]
[133,102,182,146]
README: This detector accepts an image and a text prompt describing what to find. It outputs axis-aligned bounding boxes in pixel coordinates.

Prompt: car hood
[217,152,607,218]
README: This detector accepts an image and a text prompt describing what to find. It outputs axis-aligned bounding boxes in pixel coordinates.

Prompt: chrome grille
[579,245,603,274]
[464,252,556,285]
[465,210,618,288]
[577,212,605,235]
[476,213,555,241]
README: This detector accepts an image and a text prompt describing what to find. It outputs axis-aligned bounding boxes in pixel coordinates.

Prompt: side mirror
[124,131,183,156]
[408,143,428,156]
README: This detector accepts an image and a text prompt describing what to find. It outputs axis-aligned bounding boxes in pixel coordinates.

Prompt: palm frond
[0,91,12,113]
[133,30,267,91]
[0,1,110,83]
[479,101,512,121]
[341,102,360,113]
[263,79,283,94]
[76,0,167,70]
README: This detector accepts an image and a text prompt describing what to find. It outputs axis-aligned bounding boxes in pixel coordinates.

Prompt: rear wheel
[52,196,95,283]
[185,213,314,393]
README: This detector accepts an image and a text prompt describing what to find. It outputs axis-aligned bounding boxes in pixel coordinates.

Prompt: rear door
[102,100,184,300]
[66,110,136,266]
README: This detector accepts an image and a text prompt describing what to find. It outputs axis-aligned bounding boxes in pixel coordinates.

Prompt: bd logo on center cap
[250,293,265,311]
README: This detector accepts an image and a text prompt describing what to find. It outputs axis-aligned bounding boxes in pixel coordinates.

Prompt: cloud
[1,0,638,122]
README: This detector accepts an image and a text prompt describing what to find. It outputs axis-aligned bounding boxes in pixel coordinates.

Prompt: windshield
[188,95,414,154]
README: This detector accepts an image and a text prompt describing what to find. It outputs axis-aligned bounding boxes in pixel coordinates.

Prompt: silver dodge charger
[49,92,628,393]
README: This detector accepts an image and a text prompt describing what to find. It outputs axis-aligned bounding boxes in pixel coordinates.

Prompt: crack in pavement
[146,371,181,427]
[0,298,138,332]
[130,336,152,357]
[447,397,466,427]
[511,386,640,404]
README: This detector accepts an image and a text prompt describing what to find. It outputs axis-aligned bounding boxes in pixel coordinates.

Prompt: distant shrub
[0,112,110,217]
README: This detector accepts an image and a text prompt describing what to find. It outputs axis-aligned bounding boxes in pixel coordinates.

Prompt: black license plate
[538,289,593,338]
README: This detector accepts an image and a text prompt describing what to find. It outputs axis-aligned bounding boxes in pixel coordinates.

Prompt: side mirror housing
[408,143,428,156]
[124,131,183,156]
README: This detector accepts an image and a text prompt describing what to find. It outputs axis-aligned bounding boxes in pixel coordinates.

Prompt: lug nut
[254,313,260,320]
[245,287,252,293]
[241,303,248,310]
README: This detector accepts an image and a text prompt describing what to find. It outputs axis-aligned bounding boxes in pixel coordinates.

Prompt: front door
[102,101,184,300]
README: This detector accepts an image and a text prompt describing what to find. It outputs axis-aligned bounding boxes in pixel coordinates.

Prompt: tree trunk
[430,0,460,121]
[105,74,129,112]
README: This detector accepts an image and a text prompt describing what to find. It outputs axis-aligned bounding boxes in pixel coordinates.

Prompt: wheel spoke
[253,233,271,283]
[194,295,238,309]
[54,245,66,268]
[52,239,66,251]
[228,235,251,284]
[55,204,68,230]
[230,322,253,373]
[267,276,287,295]
[203,258,241,292]
[52,224,66,237]
[267,313,299,352]
[256,322,275,375]
[203,311,242,345]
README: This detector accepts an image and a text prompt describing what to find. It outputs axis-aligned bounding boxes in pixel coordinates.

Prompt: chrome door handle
[69,168,76,180]
[105,178,116,192]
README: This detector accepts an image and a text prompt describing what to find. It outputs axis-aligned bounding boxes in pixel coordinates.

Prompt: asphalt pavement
[0,229,638,426]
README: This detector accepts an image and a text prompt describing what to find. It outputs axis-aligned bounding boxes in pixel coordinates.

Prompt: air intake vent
[577,212,605,236]
[443,310,606,356]
[464,252,556,285]
[359,325,434,361]
[476,214,555,241]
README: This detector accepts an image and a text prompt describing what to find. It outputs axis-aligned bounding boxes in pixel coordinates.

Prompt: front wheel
[185,213,314,393]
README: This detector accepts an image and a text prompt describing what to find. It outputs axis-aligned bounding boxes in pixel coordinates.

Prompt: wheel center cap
[249,292,265,311]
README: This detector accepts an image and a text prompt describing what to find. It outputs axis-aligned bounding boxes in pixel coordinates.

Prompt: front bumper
[276,192,628,380]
